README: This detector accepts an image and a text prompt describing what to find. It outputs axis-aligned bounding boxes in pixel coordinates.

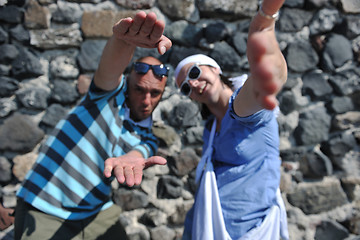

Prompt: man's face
[126,57,167,122]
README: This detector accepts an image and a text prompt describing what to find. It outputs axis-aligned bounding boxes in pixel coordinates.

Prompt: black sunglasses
[133,62,169,78]
[179,64,202,96]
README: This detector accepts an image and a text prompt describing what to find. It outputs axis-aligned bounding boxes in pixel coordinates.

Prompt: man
[14,11,171,240]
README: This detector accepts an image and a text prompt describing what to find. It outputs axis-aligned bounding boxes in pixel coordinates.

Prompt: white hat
[174,54,222,82]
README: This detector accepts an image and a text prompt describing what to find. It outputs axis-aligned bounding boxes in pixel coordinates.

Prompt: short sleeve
[229,87,277,128]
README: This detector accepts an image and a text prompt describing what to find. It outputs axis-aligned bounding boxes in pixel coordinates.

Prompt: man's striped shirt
[17,76,158,220]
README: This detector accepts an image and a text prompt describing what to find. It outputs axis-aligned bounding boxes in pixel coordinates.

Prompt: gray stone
[321,131,358,169]
[278,110,299,134]
[170,147,200,177]
[126,224,150,240]
[329,69,360,96]
[322,34,354,70]
[51,0,83,24]
[157,175,184,199]
[168,101,201,128]
[327,96,354,114]
[287,178,348,214]
[16,87,49,110]
[294,104,331,145]
[183,126,203,145]
[278,8,313,32]
[0,64,11,76]
[210,41,243,72]
[9,24,30,44]
[197,0,257,20]
[11,48,44,79]
[0,76,19,97]
[150,225,176,240]
[0,98,17,118]
[116,0,155,9]
[278,90,300,115]
[0,26,8,44]
[29,24,82,49]
[49,55,79,79]
[340,0,360,13]
[152,123,180,148]
[0,5,23,24]
[0,157,12,183]
[140,208,167,227]
[113,188,149,211]
[299,146,333,178]
[168,45,207,68]
[341,15,360,39]
[231,31,247,55]
[0,113,45,152]
[158,0,199,22]
[332,111,360,131]
[41,104,69,128]
[315,220,349,240]
[286,40,319,73]
[341,176,360,201]
[284,0,305,8]
[77,39,107,72]
[280,146,309,163]
[302,70,333,100]
[309,8,342,35]
[0,44,19,64]
[165,20,202,47]
[204,21,229,43]
[50,79,79,104]
[306,0,332,8]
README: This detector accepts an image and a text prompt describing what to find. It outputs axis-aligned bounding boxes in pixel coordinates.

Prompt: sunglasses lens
[152,65,169,77]
[180,82,191,96]
[188,66,201,79]
[134,62,150,74]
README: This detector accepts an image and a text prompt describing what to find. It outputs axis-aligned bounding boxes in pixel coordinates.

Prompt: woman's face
[176,63,222,103]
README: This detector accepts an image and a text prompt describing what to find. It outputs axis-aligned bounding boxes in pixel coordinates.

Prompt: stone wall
[0,0,360,239]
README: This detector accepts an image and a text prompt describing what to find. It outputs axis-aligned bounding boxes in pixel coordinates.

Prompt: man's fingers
[104,160,114,178]
[138,12,157,37]
[127,11,147,36]
[157,36,172,55]
[124,166,134,187]
[114,17,132,36]
[145,156,167,168]
[133,166,144,186]
[113,166,125,184]
[150,20,165,42]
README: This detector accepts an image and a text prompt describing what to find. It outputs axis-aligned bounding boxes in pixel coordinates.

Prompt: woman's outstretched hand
[246,0,287,110]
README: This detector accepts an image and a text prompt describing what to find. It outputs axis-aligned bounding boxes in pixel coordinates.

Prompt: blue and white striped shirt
[17,76,158,220]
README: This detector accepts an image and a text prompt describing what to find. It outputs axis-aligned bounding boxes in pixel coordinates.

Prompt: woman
[174,0,289,239]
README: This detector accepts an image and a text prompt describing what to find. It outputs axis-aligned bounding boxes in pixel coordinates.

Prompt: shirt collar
[124,105,153,128]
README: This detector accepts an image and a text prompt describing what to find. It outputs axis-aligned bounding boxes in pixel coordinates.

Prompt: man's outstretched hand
[113,11,172,55]
[104,153,167,187]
